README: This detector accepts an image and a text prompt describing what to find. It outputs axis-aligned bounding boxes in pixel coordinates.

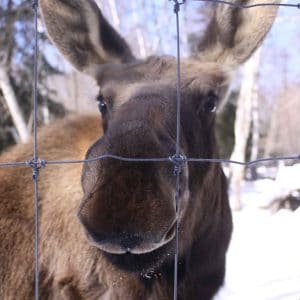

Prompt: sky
[262,2,300,94]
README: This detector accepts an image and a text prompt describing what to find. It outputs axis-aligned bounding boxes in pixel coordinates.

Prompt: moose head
[40,0,280,275]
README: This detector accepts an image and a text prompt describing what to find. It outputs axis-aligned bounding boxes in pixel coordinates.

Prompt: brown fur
[0,1,280,299]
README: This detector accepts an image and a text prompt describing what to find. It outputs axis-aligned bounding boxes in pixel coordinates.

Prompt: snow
[214,164,300,300]
[229,163,300,209]
[215,208,300,300]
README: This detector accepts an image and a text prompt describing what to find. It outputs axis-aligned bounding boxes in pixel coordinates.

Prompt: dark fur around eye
[203,91,218,113]
[96,94,107,115]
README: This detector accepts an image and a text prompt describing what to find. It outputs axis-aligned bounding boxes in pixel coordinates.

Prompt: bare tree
[249,50,262,179]
[0,0,30,143]
[0,67,29,142]
[265,84,300,157]
[230,48,262,210]
[0,0,66,151]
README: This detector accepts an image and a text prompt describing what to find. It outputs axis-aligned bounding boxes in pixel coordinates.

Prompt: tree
[264,84,300,157]
[0,0,31,143]
[230,48,262,210]
[0,0,65,152]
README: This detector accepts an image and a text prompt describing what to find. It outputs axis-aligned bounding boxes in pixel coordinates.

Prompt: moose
[0,0,280,299]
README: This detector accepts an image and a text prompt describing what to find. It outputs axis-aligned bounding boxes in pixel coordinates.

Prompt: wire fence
[0,1,299,300]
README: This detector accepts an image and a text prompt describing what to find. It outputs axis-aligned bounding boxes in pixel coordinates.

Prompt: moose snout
[79,219,176,255]
[79,137,178,255]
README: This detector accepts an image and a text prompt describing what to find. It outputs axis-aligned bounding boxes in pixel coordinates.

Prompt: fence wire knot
[169,154,187,176]
[170,0,186,13]
[27,159,46,180]
[31,0,38,10]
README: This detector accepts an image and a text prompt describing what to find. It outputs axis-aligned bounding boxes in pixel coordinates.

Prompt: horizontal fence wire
[1,155,300,168]
[0,161,29,167]
[0,1,299,300]
[193,0,300,9]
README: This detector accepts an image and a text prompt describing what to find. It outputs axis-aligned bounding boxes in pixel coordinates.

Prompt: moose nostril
[119,233,143,251]
[83,226,144,251]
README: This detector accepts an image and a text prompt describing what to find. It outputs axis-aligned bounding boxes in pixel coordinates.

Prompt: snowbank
[215,163,300,300]
[215,208,300,300]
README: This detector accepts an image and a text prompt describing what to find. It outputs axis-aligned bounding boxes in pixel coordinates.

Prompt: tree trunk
[249,49,262,180]
[0,67,30,143]
[230,49,261,210]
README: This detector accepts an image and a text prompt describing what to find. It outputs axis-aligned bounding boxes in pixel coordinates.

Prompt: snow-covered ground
[215,208,300,300]
[215,164,300,300]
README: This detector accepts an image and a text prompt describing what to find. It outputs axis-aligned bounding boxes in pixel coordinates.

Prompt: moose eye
[203,92,218,113]
[96,94,107,115]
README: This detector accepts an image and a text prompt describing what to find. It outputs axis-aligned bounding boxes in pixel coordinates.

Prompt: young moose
[0,1,280,299]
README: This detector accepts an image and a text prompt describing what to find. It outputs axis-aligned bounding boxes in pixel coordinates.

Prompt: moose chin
[0,0,280,299]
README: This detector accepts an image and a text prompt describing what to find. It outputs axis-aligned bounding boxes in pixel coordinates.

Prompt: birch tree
[0,67,29,142]
[230,48,262,210]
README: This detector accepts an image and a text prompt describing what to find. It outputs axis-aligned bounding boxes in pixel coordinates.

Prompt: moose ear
[197,0,280,66]
[40,0,135,73]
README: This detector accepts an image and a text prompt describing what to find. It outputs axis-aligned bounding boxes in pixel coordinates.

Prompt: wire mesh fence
[0,1,299,300]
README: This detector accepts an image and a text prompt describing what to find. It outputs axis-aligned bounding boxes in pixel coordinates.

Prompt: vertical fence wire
[173,170,181,300]
[174,1,182,157]
[172,1,185,299]
[0,1,299,300]
[31,1,40,299]
[173,2,181,299]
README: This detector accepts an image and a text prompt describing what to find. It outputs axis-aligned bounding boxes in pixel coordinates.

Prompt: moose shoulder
[0,1,280,299]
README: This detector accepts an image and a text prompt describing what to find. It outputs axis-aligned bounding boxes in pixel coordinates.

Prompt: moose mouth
[103,237,175,273]
[83,223,177,272]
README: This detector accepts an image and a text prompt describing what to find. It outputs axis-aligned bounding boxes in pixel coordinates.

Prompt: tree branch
[0,67,30,143]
